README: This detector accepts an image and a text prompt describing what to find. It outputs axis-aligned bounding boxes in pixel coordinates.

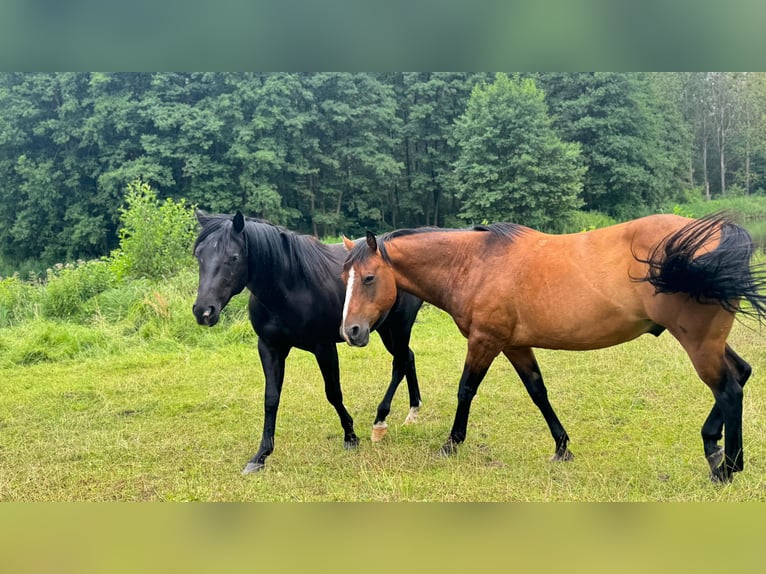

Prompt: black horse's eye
[363,274,375,285]
[229,254,240,264]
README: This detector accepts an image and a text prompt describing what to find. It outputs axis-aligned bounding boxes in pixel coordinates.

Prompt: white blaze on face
[342,267,356,342]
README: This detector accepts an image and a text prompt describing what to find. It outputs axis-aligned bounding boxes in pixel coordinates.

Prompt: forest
[1,72,766,274]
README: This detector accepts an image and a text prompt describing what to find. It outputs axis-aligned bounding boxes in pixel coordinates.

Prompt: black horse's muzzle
[193,303,220,327]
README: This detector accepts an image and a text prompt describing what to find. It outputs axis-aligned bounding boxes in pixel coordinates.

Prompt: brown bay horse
[340,213,766,482]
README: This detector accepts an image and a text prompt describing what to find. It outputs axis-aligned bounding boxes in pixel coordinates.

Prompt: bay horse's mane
[195,213,339,287]
[346,221,529,267]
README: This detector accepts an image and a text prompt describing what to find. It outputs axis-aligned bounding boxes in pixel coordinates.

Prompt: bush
[555,210,618,233]
[0,274,40,327]
[41,260,116,320]
[110,180,198,281]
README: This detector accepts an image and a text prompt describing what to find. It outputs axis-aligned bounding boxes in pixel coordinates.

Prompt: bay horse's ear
[232,211,245,234]
[342,235,355,251]
[366,231,378,252]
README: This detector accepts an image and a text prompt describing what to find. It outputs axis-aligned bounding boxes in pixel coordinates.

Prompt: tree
[452,73,584,230]
[536,72,687,217]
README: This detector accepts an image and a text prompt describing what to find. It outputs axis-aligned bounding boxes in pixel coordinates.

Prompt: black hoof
[344,435,359,450]
[242,461,265,475]
[710,465,733,484]
[551,449,574,462]
[439,439,458,457]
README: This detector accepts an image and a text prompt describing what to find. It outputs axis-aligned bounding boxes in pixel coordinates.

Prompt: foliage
[453,73,584,229]
[0,275,39,327]
[3,73,766,269]
[40,259,116,320]
[560,210,619,233]
[536,72,688,218]
[110,180,197,281]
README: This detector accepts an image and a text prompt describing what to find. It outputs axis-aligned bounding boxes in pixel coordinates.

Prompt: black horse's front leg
[243,338,290,474]
[314,344,358,449]
[373,322,421,441]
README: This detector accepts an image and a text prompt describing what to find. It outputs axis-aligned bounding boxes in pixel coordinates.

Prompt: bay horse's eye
[363,274,375,285]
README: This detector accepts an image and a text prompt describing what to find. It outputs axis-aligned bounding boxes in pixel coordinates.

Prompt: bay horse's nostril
[349,324,360,338]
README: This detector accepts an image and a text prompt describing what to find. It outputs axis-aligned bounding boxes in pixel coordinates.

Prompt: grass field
[1,303,765,501]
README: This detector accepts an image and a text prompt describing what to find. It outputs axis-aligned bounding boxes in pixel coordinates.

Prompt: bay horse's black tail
[638,212,766,321]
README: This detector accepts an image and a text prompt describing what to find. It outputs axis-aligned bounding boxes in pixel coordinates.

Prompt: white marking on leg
[404,405,420,425]
[341,267,355,343]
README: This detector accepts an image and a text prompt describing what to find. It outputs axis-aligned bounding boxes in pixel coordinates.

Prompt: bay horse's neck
[383,231,484,314]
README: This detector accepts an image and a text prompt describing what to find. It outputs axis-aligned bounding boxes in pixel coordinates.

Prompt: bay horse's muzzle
[193,303,219,327]
[342,322,370,347]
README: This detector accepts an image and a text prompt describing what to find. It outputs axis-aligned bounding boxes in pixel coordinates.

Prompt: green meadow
[1,297,765,502]
[2,192,766,501]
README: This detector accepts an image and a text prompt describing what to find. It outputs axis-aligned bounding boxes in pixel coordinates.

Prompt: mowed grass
[1,304,766,501]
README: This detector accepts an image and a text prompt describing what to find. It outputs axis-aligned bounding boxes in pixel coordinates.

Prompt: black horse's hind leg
[505,347,572,462]
[314,343,359,449]
[372,323,421,440]
[703,345,751,482]
[243,338,290,474]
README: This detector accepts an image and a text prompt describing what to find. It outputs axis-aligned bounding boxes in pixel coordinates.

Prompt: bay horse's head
[192,210,249,327]
[340,232,398,347]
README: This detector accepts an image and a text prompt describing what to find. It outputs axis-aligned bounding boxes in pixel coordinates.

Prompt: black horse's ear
[195,208,208,224]
[366,231,378,252]
[233,211,245,233]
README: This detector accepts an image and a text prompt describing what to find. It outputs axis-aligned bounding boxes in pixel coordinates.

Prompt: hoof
[439,439,458,457]
[344,435,359,450]
[242,461,265,475]
[706,446,725,473]
[371,422,388,442]
[710,465,733,484]
[706,446,734,483]
[550,449,574,462]
[403,406,420,425]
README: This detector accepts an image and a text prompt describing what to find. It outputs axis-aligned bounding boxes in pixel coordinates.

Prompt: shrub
[556,210,618,233]
[0,275,40,327]
[110,180,198,281]
[41,260,116,320]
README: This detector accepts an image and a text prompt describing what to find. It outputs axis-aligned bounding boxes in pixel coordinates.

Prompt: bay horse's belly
[480,265,654,351]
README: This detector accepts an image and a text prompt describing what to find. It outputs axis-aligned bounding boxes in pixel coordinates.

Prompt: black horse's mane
[346,222,528,266]
[195,214,339,287]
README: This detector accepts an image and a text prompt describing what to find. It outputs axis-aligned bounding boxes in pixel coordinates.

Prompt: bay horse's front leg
[314,344,359,450]
[440,363,490,456]
[243,338,290,474]
[441,336,500,456]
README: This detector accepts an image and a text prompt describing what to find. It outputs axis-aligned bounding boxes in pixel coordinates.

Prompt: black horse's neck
[243,219,342,295]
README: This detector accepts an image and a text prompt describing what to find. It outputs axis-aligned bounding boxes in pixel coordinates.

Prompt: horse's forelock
[194,215,233,253]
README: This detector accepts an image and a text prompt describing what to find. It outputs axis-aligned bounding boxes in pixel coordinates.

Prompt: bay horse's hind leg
[314,343,359,450]
[504,348,573,462]
[373,323,421,442]
[679,333,744,483]
[701,345,751,482]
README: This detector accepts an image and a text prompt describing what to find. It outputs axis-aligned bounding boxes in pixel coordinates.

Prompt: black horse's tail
[637,212,766,321]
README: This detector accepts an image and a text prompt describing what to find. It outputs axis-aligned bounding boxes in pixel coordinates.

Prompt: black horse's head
[192,210,250,327]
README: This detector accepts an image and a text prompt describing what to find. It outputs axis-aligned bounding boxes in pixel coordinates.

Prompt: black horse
[192,211,423,473]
